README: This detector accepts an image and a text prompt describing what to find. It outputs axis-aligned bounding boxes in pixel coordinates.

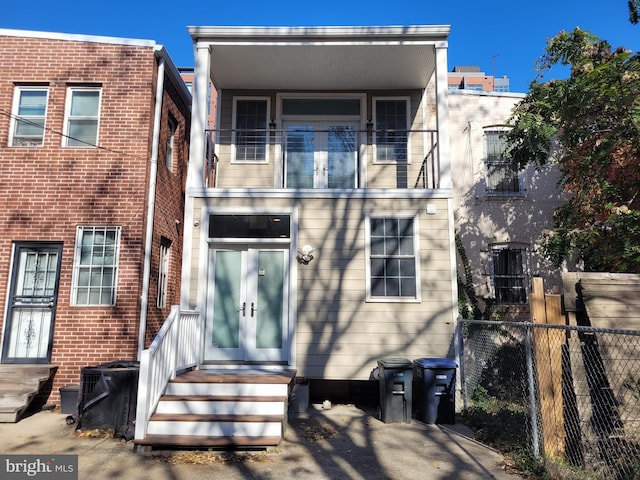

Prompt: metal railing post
[525,323,541,457]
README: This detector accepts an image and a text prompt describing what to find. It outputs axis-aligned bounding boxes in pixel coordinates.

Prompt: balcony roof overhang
[187,25,450,91]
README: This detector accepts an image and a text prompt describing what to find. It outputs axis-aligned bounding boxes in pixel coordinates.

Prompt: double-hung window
[233,98,269,162]
[373,98,409,163]
[485,129,523,195]
[64,87,101,147]
[71,226,121,306]
[490,244,528,304]
[367,215,419,301]
[10,87,48,147]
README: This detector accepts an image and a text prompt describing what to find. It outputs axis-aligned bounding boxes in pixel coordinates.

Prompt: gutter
[138,55,165,358]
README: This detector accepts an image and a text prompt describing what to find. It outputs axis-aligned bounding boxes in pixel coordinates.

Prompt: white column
[435,43,452,189]
[181,42,210,308]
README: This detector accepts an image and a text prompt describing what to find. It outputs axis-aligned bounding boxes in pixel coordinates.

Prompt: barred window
[72,226,120,306]
[491,245,528,304]
[485,130,522,194]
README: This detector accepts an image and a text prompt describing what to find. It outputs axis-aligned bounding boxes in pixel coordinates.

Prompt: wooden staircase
[0,364,58,423]
[134,368,296,450]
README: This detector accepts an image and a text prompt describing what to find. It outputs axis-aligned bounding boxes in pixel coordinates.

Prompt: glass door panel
[285,121,357,188]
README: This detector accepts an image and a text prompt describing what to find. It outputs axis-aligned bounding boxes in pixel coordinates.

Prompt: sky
[2,1,638,93]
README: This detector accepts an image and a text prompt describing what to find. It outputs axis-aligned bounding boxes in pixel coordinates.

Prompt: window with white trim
[367,215,419,300]
[63,87,101,147]
[490,244,528,304]
[72,226,120,306]
[373,98,409,163]
[165,115,177,170]
[157,237,171,308]
[485,129,523,195]
[233,98,269,162]
[10,87,48,147]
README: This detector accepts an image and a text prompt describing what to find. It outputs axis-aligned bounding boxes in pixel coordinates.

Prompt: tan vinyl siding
[188,194,455,379]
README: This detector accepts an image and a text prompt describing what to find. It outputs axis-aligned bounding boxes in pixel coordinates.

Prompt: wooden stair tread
[150,413,284,422]
[172,369,296,384]
[135,434,281,447]
[160,395,287,402]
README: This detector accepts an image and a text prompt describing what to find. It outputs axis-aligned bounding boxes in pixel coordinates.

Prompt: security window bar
[485,130,521,194]
[72,226,120,306]
[235,99,267,161]
[64,88,101,147]
[157,237,171,308]
[375,99,408,163]
[492,246,527,304]
[370,217,417,298]
[11,88,48,147]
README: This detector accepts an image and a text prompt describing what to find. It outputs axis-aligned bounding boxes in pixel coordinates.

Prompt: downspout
[138,55,165,359]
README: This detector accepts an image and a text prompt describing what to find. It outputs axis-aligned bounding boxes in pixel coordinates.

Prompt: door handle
[238,302,246,316]
[251,302,257,317]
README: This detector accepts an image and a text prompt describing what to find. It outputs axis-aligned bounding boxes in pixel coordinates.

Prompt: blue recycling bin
[413,358,457,424]
[377,357,413,423]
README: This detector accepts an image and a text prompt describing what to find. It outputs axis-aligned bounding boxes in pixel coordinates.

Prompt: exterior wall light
[296,244,315,264]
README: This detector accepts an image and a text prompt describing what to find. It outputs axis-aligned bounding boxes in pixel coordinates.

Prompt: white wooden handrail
[134,306,201,441]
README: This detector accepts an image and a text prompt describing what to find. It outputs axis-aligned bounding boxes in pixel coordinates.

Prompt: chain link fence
[458,319,640,480]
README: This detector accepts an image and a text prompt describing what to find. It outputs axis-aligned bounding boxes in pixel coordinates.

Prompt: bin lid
[377,357,412,368]
[413,358,457,369]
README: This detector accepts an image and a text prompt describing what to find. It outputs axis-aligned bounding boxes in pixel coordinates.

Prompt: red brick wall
[0,34,189,406]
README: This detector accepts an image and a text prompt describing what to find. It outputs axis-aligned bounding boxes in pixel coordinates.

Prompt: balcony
[204,128,441,190]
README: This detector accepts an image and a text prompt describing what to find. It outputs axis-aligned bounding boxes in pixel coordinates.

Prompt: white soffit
[189,26,450,90]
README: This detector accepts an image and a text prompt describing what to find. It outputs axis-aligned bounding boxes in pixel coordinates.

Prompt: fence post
[531,276,566,459]
[525,323,541,457]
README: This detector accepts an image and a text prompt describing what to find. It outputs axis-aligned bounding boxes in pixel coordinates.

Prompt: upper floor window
[373,98,409,164]
[485,129,523,195]
[10,87,48,147]
[165,115,177,170]
[64,87,101,147]
[490,244,528,305]
[233,98,269,162]
[366,215,419,301]
[71,226,120,306]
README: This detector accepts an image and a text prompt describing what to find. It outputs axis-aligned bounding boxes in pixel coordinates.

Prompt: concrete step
[0,364,57,423]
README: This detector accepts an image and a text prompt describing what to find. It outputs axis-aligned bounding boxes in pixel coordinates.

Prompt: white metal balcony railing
[134,306,201,441]
[204,129,440,190]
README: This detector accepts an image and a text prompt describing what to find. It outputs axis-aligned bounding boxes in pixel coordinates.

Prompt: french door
[2,243,62,363]
[284,120,358,188]
[204,247,288,362]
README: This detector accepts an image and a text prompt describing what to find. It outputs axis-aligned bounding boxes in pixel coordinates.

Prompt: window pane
[375,100,408,163]
[67,120,98,146]
[70,91,100,116]
[19,91,47,115]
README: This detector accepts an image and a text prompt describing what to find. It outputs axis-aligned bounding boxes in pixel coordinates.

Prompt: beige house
[134,25,460,449]
[449,89,564,321]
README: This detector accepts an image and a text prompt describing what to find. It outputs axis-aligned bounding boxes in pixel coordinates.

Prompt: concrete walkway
[0,405,523,479]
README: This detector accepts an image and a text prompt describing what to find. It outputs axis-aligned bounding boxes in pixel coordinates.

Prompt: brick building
[0,29,190,412]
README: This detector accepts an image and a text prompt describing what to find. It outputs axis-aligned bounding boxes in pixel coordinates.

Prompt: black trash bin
[76,360,140,439]
[413,358,457,424]
[377,357,413,423]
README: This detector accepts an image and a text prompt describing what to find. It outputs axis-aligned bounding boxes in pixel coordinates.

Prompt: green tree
[506,28,640,272]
